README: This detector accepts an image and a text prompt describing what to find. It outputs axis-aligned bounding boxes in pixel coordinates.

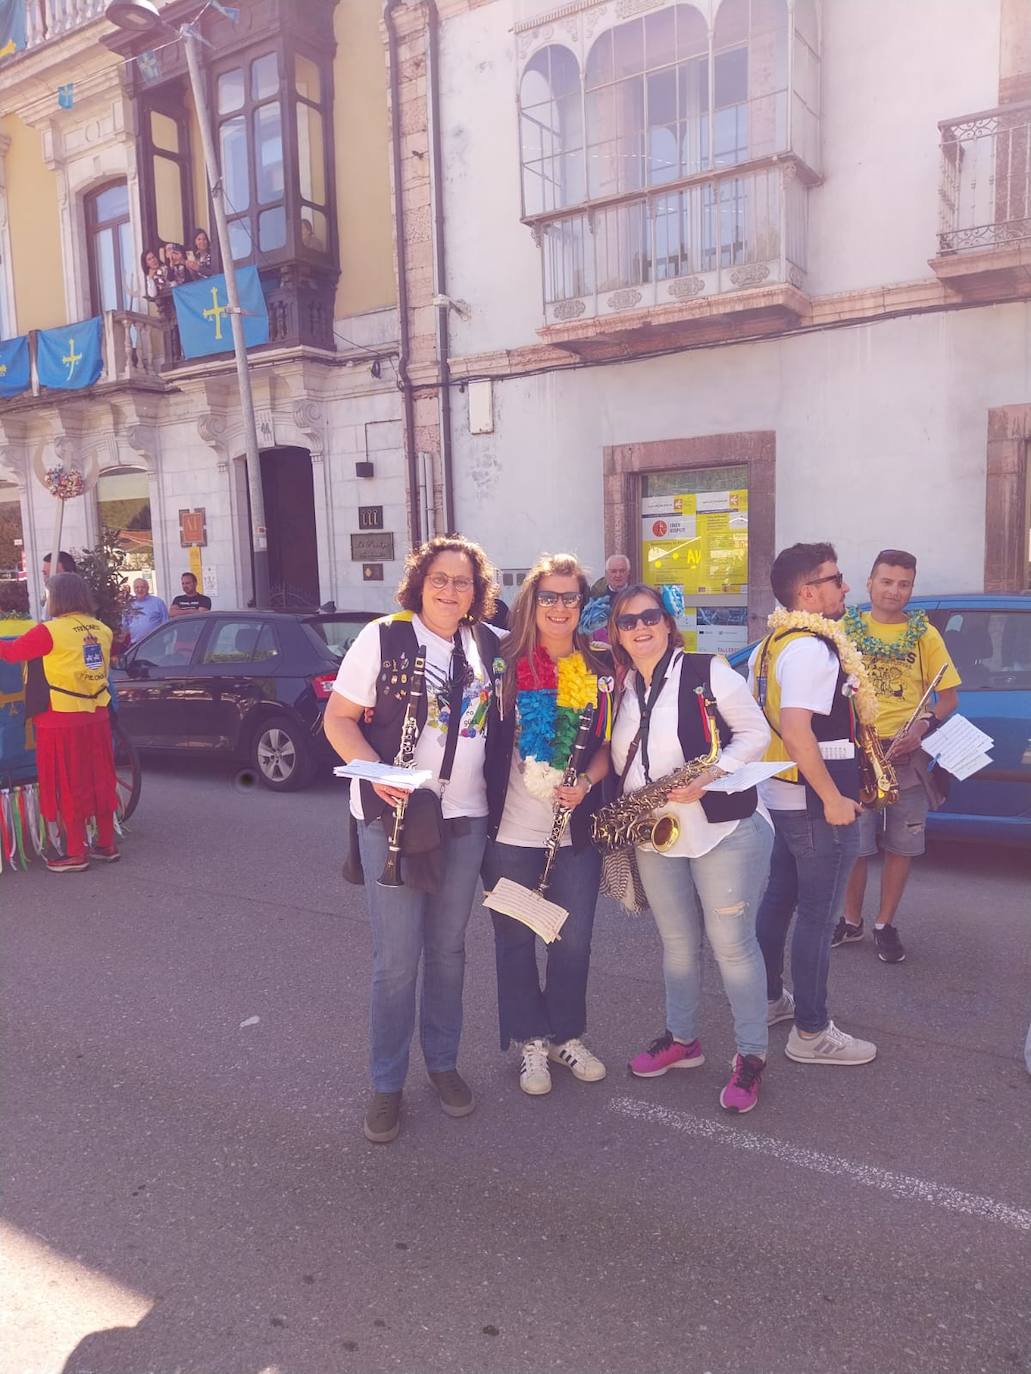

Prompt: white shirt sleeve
[709,656,771,773]
[332,618,382,708]
[775,638,840,715]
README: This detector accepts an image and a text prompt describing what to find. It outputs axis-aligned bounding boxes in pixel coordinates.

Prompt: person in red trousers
[0,573,119,872]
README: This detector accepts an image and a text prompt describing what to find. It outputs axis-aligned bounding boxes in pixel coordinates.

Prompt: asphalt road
[3,757,1030,1374]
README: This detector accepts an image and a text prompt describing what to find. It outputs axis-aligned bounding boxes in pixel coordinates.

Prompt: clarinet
[378,653,426,888]
[538,705,596,897]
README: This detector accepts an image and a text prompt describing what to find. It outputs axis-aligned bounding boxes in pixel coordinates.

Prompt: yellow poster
[188,544,204,591]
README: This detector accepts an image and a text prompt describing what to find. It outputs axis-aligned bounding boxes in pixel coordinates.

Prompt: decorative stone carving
[553,298,587,320]
[667,276,706,300]
[292,399,327,460]
[606,288,642,311]
[787,265,806,289]
[616,0,664,16]
[729,264,771,288]
[197,413,233,464]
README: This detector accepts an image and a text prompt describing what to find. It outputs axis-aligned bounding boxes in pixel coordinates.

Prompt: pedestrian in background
[124,577,169,644]
[170,572,211,616]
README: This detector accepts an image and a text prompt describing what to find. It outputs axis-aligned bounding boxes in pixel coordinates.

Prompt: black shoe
[428,1069,475,1118]
[363,1091,402,1143]
[831,917,864,948]
[874,925,906,964]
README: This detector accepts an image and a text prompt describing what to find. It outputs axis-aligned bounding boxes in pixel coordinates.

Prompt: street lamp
[105,0,271,609]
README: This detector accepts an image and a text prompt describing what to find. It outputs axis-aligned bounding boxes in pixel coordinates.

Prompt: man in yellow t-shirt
[838,549,960,964]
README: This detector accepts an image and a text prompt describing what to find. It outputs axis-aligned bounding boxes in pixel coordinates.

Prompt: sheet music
[483,878,569,944]
[704,760,797,793]
[922,714,994,780]
[333,761,433,791]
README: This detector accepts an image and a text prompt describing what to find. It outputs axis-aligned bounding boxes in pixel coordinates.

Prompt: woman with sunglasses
[482,554,614,1096]
[609,585,773,1113]
[324,535,503,1144]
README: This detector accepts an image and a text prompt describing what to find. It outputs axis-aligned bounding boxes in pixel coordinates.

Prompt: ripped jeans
[636,813,773,1058]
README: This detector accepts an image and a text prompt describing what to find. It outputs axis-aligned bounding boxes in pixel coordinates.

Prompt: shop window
[97,469,156,594]
[86,180,133,313]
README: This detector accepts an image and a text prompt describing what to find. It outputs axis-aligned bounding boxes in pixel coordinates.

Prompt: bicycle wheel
[111,721,142,823]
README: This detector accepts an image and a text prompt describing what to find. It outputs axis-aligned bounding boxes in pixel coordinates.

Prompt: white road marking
[608,1096,1031,1232]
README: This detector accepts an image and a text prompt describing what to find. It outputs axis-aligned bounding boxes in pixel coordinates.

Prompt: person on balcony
[141,248,165,303]
[164,242,188,287]
[187,229,213,279]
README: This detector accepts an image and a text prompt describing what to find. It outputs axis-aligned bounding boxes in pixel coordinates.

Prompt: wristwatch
[577,772,593,790]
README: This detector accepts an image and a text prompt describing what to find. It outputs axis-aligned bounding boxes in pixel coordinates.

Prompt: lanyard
[633,645,676,784]
[439,631,468,785]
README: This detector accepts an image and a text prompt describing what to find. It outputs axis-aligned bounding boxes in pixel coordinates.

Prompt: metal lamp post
[106,0,271,609]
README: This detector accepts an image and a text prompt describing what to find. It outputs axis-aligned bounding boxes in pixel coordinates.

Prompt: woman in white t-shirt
[481,554,613,1097]
[324,535,502,1145]
[609,585,774,1114]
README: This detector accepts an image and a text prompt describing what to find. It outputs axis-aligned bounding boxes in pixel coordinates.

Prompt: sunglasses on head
[805,572,844,589]
[615,607,664,631]
[536,590,582,607]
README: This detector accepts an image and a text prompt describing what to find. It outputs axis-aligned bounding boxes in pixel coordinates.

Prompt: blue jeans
[756,810,860,1034]
[481,840,602,1050]
[635,813,772,1058]
[358,815,488,1093]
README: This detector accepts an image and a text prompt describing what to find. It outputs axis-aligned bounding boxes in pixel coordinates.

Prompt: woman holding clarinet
[482,554,614,1097]
[324,535,502,1145]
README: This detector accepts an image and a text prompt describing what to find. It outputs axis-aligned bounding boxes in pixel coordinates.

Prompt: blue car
[728,593,1031,846]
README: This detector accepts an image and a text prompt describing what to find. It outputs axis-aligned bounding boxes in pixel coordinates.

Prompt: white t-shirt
[611,653,771,859]
[333,614,491,821]
[746,636,840,812]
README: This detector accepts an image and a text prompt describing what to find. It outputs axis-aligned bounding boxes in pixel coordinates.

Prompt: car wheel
[251,717,313,792]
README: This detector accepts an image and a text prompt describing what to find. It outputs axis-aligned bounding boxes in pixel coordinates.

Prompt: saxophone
[856,722,899,811]
[591,687,720,853]
[378,652,427,887]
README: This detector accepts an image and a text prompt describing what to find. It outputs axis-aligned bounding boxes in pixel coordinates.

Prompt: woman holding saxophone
[607,585,773,1113]
[482,554,613,1097]
[324,536,502,1145]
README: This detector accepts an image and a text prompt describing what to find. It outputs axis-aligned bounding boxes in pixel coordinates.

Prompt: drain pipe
[426,0,457,535]
[384,0,421,547]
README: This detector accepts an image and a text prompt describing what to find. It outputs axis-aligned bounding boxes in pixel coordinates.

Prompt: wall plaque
[351,532,395,562]
[178,508,207,547]
[358,505,384,530]
[363,563,384,581]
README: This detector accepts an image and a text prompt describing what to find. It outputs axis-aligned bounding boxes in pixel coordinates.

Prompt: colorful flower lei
[843,607,928,662]
[42,465,86,500]
[767,608,879,725]
[516,648,602,801]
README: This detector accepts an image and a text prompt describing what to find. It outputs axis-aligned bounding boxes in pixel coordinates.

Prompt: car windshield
[302,615,375,662]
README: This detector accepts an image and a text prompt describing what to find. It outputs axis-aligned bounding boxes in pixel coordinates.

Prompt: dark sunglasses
[805,572,844,589]
[536,590,582,607]
[615,608,664,631]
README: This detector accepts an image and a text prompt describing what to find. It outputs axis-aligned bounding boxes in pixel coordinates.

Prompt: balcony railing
[22,0,106,48]
[535,163,808,329]
[938,102,1031,254]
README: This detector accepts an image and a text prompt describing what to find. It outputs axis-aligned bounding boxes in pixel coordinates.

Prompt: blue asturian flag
[0,0,27,63]
[172,267,269,359]
[0,335,30,397]
[37,316,104,390]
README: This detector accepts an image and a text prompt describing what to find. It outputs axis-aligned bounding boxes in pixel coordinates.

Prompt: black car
[112,609,378,791]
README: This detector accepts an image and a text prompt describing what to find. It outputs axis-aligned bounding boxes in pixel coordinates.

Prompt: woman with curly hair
[481,554,614,1096]
[324,535,503,1144]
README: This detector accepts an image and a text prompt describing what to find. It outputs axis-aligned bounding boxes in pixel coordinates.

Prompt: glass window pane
[217,67,244,114]
[227,217,252,261]
[715,47,748,107]
[297,104,326,205]
[300,208,327,252]
[295,53,321,102]
[220,115,250,211]
[613,18,644,78]
[94,182,129,223]
[254,102,284,204]
[97,470,154,586]
[150,110,179,153]
[252,53,278,101]
[645,6,675,66]
[136,620,204,669]
[118,221,134,306]
[153,154,185,246]
[259,205,286,251]
[254,623,280,662]
[585,30,612,90]
[95,226,119,311]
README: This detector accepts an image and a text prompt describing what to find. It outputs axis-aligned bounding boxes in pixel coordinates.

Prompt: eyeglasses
[536,590,582,608]
[426,572,474,593]
[805,572,844,589]
[615,608,664,631]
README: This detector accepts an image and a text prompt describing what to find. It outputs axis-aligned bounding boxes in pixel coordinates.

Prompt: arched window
[85,180,134,314]
[97,468,156,592]
[519,45,584,216]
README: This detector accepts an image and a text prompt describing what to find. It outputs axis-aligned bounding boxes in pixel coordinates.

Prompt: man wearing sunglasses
[747,543,876,1067]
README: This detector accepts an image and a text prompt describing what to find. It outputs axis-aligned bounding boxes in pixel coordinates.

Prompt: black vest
[358,615,502,823]
[485,647,615,849]
[661,652,758,823]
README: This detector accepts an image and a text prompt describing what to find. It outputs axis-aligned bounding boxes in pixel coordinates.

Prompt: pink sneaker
[628,1030,704,1078]
[719,1054,765,1113]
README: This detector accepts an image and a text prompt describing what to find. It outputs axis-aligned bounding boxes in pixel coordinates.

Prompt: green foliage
[75,530,132,637]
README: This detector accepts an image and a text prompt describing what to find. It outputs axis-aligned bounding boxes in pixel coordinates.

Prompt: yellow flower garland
[767,608,879,725]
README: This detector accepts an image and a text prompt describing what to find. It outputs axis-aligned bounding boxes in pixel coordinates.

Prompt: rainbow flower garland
[843,607,928,662]
[516,648,607,800]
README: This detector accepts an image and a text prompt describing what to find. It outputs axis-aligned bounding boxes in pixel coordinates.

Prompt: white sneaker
[785,1020,877,1065]
[767,989,796,1026]
[519,1039,552,1095]
[548,1037,607,1082]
